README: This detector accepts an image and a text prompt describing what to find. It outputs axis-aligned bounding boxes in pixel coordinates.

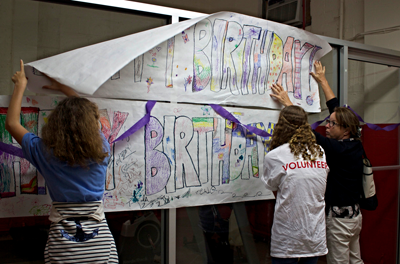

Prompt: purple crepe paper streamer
[346,105,400,131]
[112,100,156,143]
[0,141,25,159]
[311,105,400,132]
[209,104,272,137]
[311,115,330,130]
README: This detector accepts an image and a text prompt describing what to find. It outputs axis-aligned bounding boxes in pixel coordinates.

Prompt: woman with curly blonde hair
[262,99,329,264]
[271,61,366,264]
[270,105,324,160]
[5,60,118,263]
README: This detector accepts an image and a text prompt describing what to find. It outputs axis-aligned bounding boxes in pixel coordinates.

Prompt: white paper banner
[0,96,279,218]
[25,12,331,112]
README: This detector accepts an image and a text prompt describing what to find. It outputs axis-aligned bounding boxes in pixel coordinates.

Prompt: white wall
[0,0,167,95]
[308,0,399,124]
[132,0,263,17]
[306,0,365,122]
[363,0,400,124]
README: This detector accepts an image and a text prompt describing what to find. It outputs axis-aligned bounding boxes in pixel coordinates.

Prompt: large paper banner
[0,96,278,218]
[25,12,331,112]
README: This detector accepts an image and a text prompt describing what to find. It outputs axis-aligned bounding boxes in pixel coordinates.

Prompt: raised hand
[310,61,335,101]
[6,60,30,144]
[310,61,327,84]
[12,60,28,88]
[270,83,293,107]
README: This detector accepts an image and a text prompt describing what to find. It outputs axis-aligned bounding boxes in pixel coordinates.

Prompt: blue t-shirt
[21,132,110,202]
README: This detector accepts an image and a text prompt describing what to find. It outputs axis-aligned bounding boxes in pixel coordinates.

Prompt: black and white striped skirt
[44,202,118,263]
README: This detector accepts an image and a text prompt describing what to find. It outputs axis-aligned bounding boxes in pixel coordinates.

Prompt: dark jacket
[313,98,363,209]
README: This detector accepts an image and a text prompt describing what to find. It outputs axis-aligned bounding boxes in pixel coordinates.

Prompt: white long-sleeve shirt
[263,143,329,258]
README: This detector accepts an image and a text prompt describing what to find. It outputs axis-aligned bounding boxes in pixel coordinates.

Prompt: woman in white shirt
[263,102,329,264]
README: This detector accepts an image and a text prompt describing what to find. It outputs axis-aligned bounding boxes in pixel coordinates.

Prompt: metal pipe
[339,0,344,39]
[372,165,400,171]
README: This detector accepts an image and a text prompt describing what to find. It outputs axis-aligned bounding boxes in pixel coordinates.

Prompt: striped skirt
[44,202,118,263]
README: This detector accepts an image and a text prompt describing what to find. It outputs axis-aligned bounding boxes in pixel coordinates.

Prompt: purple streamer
[5,101,394,160]
[346,105,400,131]
[311,115,330,130]
[311,105,400,132]
[0,141,25,159]
[209,104,272,137]
[112,101,156,143]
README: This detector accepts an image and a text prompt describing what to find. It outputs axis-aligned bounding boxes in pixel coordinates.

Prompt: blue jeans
[271,256,319,264]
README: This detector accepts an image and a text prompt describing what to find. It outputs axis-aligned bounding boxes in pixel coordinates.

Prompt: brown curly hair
[270,105,323,161]
[41,96,108,167]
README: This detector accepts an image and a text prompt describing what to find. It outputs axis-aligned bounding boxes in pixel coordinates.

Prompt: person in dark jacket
[270,61,364,264]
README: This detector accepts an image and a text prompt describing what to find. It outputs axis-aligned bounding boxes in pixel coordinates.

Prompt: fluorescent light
[71,0,206,19]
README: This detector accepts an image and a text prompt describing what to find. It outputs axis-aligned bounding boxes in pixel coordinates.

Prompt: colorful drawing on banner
[173,108,183,114]
[232,112,244,122]
[201,106,211,115]
[146,77,154,93]
[257,122,275,155]
[130,180,144,204]
[182,31,189,44]
[165,38,175,88]
[184,75,192,91]
[306,96,313,105]
[0,95,279,217]
[147,48,160,68]
[29,204,51,216]
[148,57,158,68]
[306,91,317,106]
[98,109,129,190]
[25,12,330,113]
[51,98,59,107]
[0,107,45,198]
